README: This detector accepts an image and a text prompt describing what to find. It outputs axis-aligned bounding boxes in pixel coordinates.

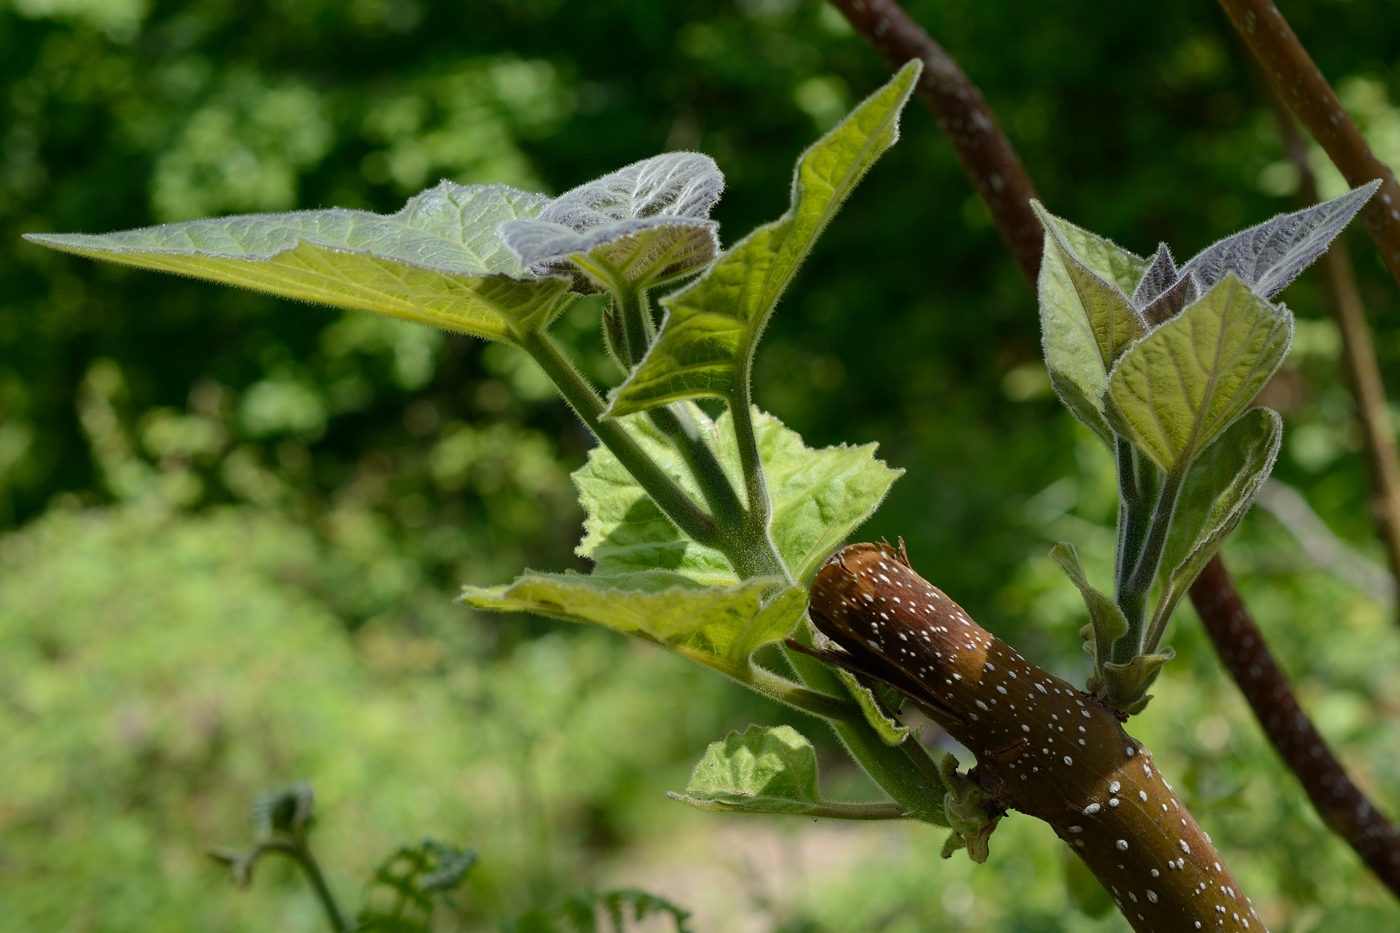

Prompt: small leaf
[1132,243,1179,309]
[572,407,900,585]
[605,61,921,416]
[1032,201,1146,369]
[1151,408,1282,632]
[358,839,477,933]
[1049,542,1127,670]
[1097,649,1175,716]
[673,725,821,814]
[834,667,912,746]
[25,183,574,343]
[1181,181,1381,298]
[499,152,723,291]
[459,572,804,682]
[1139,271,1199,327]
[1105,274,1292,474]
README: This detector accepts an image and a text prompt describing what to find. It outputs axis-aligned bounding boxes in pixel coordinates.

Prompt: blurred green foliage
[2,0,1400,930]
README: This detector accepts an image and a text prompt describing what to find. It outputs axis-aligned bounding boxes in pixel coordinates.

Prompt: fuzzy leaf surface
[605,61,920,416]
[459,573,805,681]
[1152,408,1282,629]
[1105,274,1292,474]
[573,407,900,584]
[1180,181,1380,298]
[1033,201,1145,370]
[834,668,912,746]
[670,725,826,815]
[25,183,571,342]
[498,152,723,290]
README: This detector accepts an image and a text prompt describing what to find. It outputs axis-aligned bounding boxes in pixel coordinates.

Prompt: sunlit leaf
[1180,181,1380,298]
[1033,201,1146,369]
[1105,274,1292,474]
[1151,408,1282,632]
[25,183,573,343]
[573,407,899,585]
[498,152,723,291]
[458,573,804,682]
[834,667,912,746]
[605,61,921,416]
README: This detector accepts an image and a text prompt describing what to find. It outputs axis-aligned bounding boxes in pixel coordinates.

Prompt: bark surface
[807,542,1264,933]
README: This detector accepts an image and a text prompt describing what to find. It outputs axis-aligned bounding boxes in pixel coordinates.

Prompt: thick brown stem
[826,0,1042,287]
[1267,96,1400,598]
[1216,0,1400,292]
[809,544,1264,933]
[829,0,1400,903]
[1190,557,1400,893]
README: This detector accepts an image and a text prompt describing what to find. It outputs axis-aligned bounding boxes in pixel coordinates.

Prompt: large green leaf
[499,152,723,292]
[459,573,804,682]
[1105,274,1292,474]
[24,182,574,343]
[1150,407,1282,632]
[573,407,900,585]
[1032,201,1146,372]
[604,61,921,416]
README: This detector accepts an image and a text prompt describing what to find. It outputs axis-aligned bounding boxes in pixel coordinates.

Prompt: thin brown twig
[1267,89,1400,603]
[827,0,1400,900]
[1216,0,1400,292]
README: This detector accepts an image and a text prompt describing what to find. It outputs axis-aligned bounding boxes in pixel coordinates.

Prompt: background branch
[828,0,1400,899]
[1217,0,1400,292]
[1265,86,1400,603]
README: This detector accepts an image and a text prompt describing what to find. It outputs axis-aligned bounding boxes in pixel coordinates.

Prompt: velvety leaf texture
[1132,243,1179,309]
[1152,407,1282,627]
[670,725,826,815]
[1179,181,1380,299]
[498,152,724,288]
[25,183,573,342]
[573,406,900,585]
[605,61,921,416]
[459,574,805,681]
[1105,274,1292,473]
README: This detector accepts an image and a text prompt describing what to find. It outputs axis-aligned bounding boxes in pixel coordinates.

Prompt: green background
[2,0,1399,929]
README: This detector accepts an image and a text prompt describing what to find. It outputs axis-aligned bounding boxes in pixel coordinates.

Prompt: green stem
[260,841,350,933]
[728,371,790,583]
[789,801,910,821]
[1115,469,1184,663]
[648,402,748,538]
[520,330,719,548]
[746,663,860,720]
[611,272,657,367]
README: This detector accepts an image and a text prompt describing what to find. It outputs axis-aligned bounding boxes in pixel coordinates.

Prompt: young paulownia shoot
[20,50,1380,931]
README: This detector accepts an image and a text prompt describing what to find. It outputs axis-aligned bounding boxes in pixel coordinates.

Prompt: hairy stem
[520,330,719,548]
[1266,90,1400,605]
[1119,471,1183,661]
[1216,0,1400,292]
[746,662,861,720]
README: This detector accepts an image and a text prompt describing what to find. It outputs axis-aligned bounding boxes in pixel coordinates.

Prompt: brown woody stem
[827,0,1400,905]
[810,544,1264,933]
[1216,0,1400,292]
[1190,557,1400,893]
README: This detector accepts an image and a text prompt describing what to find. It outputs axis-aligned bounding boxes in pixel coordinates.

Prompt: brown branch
[1217,0,1400,292]
[809,544,1265,933]
[828,0,1400,902]
[1267,89,1400,601]
[826,0,1042,287]
[1190,557,1400,891]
